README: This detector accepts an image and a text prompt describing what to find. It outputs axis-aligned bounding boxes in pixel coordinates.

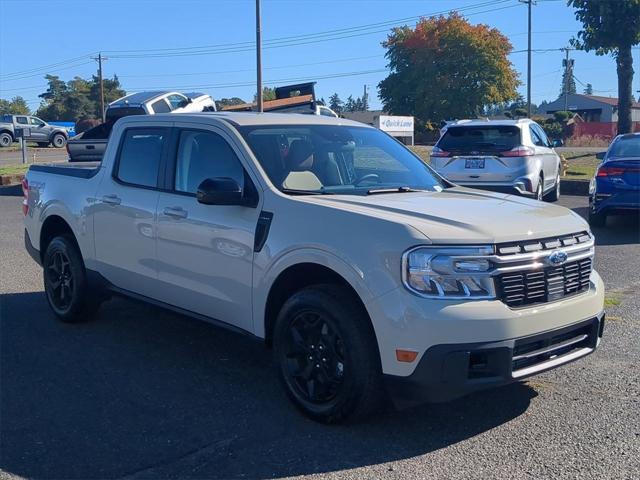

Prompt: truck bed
[30,162,101,178]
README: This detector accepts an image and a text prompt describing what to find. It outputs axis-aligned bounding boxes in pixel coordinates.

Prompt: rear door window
[438,126,521,153]
[529,125,546,147]
[116,128,167,188]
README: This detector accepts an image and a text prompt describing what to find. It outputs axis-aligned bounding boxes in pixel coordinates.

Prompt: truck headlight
[402,246,496,299]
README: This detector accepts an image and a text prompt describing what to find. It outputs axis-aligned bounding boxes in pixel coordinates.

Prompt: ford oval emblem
[548,250,568,266]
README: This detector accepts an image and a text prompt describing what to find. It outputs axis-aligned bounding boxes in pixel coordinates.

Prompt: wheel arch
[39,214,80,263]
[262,262,375,348]
[0,129,14,140]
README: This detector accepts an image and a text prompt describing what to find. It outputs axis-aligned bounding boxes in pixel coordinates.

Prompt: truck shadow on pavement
[0,291,536,479]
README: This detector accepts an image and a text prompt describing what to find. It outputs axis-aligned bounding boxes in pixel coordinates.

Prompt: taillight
[501,146,535,157]
[21,177,29,216]
[430,146,450,157]
[596,166,639,177]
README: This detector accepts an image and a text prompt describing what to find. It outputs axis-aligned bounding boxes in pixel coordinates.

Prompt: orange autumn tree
[379,13,520,122]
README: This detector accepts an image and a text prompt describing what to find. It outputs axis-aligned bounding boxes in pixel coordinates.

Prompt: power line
[106,1,519,59]
[103,0,513,57]
[121,68,388,92]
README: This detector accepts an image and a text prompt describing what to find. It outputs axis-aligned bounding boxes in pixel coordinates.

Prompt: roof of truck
[125,111,371,128]
[445,118,535,128]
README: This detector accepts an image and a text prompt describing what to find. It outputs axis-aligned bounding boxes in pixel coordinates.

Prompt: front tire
[43,236,99,323]
[273,284,383,423]
[51,133,66,148]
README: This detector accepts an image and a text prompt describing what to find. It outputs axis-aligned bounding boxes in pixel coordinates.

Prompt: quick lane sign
[376,115,414,133]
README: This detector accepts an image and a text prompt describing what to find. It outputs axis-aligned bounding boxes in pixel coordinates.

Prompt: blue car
[589,132,640,227]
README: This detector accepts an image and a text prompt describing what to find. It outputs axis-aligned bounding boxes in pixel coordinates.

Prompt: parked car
[589,132,640,227]
[67,91,216,162]
[431,119,562,201]
[23,112,605,423]
[0,114,69,148]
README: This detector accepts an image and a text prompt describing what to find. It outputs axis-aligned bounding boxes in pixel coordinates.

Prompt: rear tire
[51,133,66,148]
[43,235,100,323]
[273,284,383,423]
[0,132,12,148]
[545,174,560,202]
[535,176,544,201]
[589,209,607,228]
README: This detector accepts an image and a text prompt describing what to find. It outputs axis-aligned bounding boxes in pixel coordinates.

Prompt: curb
[0,183,22,196]
[561,179,589,196]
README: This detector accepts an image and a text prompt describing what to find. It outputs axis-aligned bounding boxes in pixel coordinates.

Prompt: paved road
[0,148,68,167]
[0,195,638,480]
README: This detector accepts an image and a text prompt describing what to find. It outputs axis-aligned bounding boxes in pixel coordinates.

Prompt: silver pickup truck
[23,112,605,423]
[0,114,68,148]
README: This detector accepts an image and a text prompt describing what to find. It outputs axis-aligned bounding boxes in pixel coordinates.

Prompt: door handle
[86,145,95,150]
[163,206,188,219]
[101,194,121,206]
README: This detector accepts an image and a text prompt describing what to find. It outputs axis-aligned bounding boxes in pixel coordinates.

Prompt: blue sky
[1,0,638,113]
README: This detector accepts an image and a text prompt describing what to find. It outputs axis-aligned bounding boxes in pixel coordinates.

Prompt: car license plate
[465,158,485,169]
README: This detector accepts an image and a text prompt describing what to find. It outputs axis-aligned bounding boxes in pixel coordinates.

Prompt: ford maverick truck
[23,112,605,423]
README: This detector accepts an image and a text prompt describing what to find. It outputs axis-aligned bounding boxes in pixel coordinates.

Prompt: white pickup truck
[23,113,605,423]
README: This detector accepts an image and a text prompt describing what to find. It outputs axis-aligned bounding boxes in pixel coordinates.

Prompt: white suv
[432,119,561,201]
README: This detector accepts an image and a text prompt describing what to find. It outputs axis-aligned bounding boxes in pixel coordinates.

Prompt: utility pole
[363,85,368,110]
[519,0,535,117]
[562,48,574,112]
[255,0,263,113]
[92,53,107,122]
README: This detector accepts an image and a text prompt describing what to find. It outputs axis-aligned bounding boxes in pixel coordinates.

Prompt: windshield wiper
[281,188,333,195]
[366,186,425,195]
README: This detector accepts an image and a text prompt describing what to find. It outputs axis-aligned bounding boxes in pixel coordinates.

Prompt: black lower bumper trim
[384,313,605,409]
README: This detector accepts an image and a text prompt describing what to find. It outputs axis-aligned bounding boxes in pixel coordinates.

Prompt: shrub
[553,111,572,122]
[564,135,611,147]
[75,118,102,134]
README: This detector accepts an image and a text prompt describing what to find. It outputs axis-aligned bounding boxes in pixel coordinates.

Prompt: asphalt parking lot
[0,193,638,480]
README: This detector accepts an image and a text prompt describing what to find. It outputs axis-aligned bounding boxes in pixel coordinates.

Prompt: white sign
[376,115,414,133]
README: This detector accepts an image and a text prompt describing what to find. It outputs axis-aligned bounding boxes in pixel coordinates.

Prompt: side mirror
[196,177,243,206]
[595,152,606,160]
[552,139,563,148]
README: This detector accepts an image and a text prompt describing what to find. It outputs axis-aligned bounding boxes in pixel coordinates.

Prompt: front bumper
[385,312,605,408]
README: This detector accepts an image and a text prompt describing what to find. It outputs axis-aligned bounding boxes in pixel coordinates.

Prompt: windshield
[239,125,446,195]
[437,126,521,153]
[608,135,640,158]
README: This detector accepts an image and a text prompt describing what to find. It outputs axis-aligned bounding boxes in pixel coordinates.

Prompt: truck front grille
[496,258,592,308]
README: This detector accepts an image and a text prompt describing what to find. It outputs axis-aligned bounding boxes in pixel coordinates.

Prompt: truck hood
[309,187,588,244]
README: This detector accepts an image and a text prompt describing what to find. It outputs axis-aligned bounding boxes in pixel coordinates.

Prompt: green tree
[568,0,640,134]
[254,87,276,102]
[215,97,246,110]
[560,69,577,96]
[36,74,125,121]
[0,96,31,115]
[379,13,519,122]
[583,83,593,95]
[328,93,344,114]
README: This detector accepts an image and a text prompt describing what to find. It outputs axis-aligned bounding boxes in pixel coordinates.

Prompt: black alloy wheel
[45,250,74,312]
[281,311,346,404]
